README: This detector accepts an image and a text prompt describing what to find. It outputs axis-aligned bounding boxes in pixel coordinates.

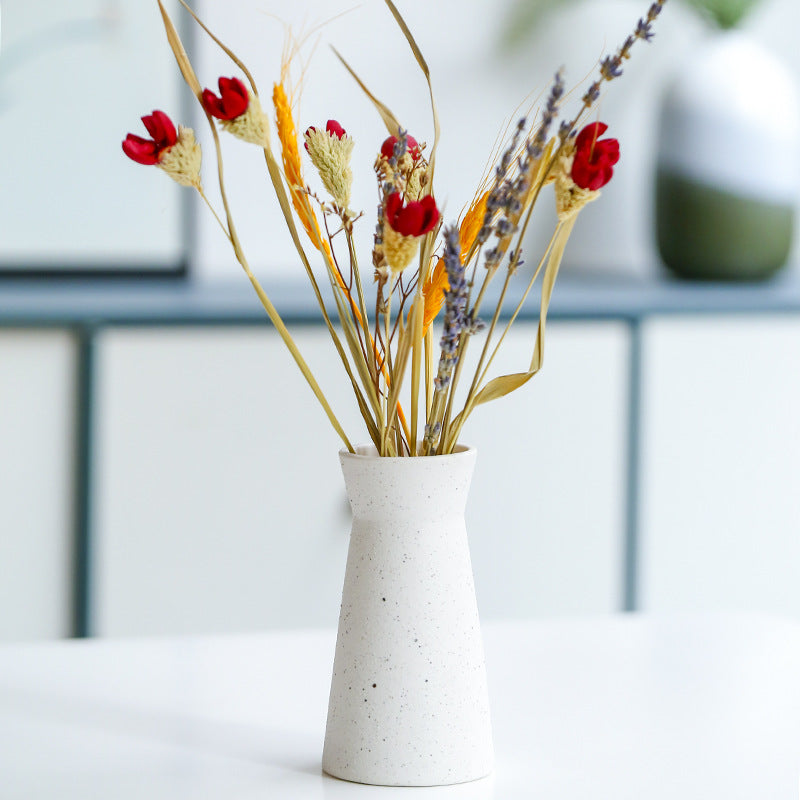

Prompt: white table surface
[0,615,798,799]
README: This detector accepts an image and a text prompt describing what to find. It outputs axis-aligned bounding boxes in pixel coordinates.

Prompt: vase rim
[340,443,475,461]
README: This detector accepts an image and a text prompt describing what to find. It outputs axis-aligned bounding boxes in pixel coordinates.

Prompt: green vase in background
[656,31,800,280]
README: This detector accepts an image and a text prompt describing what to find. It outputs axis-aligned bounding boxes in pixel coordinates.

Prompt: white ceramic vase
[322,444,493,787]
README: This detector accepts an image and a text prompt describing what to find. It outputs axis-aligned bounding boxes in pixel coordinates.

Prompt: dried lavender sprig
[581,81,602,110]
[508,248,524,273]
[600,55,623,81]
[390,127,409,169]
[465,311,486,334]
[478,69,566,273]
[638,1,665,41]
[476,117,527,246]
[422,421,441,449]
[529,69,565,159]
[579,0,666,114]
[434,225,467,393]
[423,224,466,455]
[500,117,527,175]
[559,120,575,141]
[442,0,667,453]
[486,72,566,274]
[634,18,654,42]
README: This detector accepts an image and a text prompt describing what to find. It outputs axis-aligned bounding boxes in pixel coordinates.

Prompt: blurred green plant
[501,0,564,50]
[501,0,760,48]
[682,0,762,27]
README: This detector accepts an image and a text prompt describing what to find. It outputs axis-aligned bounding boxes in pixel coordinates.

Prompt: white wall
[0,0,183,269]
[91,322,629,636]
[0,331,74,640]
[640,315,800,617]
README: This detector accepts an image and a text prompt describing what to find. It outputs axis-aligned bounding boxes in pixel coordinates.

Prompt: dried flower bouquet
[124,0,665,457]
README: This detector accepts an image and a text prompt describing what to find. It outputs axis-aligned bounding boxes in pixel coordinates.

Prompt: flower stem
[208,119,354,452]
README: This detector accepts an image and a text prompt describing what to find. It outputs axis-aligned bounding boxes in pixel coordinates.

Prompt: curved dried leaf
[331,46,400,135]
[382,0,440,194]
[157,0,202,100]
[383,0,431,77]
[529,215,575,373]
[473,371,535,406]
[533,138,555,188]
[177,0,259,95]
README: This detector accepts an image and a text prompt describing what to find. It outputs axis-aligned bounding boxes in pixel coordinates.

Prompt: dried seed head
[303,122,355,211]
[157,126,202,190]
[379,151,429,201]
[382,225,421,274]
[220,91,270,146]
[552,146,601,221]
[405,162,429,200]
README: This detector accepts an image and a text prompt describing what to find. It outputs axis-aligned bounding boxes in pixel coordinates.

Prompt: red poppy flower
[385,192,440,237]
[381,134,421,161]
[571,122,620,191]
[201,76,249,121]
[122,110,178,165]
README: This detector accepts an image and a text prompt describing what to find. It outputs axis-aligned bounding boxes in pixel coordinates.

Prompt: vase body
[322,444,493,787]
[656,31,800,280]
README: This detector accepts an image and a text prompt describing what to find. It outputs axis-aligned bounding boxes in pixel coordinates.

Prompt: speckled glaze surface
[322,444,493,787]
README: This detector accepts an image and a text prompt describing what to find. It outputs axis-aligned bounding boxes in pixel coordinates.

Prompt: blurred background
[1,0,799,641]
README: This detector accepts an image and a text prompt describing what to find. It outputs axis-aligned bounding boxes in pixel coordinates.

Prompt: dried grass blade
[271,78,408,442]
[248,272,355,452]
[283,81,407,434]
[409,297,423,451]
[331,281,383,419]
[176,0,259,94]
[380,0,441,452]
[529,216,575,373]
[523,138,556,213]
[382,0,440,175]
[331,46,400,135]
[459,216,576,411]
[424,328,434,422]
[265,138,383,436]
[383,329,413,454]
[157,1,357,452]
[330,288,384,447]
[157,0,202,100]
[209,123,354,451]
[383,0,430,75]
[418,190,489,338]
[472,372,534,405]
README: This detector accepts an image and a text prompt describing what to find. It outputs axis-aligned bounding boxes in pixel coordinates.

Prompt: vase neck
[339,449,476,519]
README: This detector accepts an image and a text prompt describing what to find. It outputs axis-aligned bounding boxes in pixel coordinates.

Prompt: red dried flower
[122,110,178,165]
[571,122,620,191]
[325,120,347,139]
[304,120,348,151]
[385,192,440,237]
[381,134,421,161]
[201,77,249,121]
